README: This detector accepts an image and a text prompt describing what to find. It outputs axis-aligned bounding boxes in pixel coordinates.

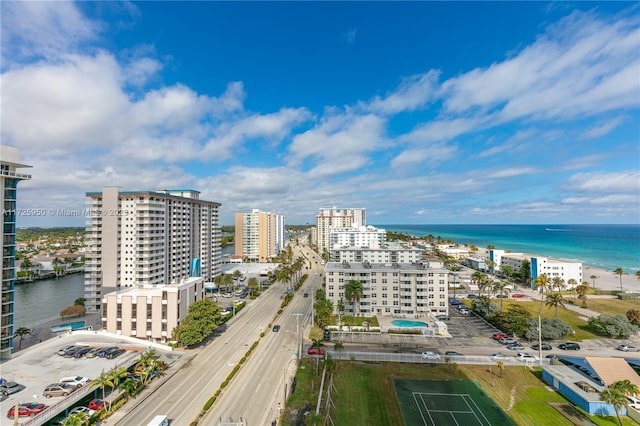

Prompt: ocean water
[375,224,640,274]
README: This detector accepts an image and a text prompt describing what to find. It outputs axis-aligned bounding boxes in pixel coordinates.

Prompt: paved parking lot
[0,331,180,423]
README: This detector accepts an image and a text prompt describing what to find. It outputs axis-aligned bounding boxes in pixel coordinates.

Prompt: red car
[7,403,48,419]
[307,347,326,356]
[87,398,106,411]
[511,293,525,299]
[492,333,508,340]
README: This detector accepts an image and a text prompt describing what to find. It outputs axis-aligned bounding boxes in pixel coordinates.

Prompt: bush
[221,379,229,388]
[472,297,499,319]
[588,315,638,338]
[239,356,246,364]
[523,317,573,340]
[627,309,640,325]
[203,395,216,410]
[619,293,640,300]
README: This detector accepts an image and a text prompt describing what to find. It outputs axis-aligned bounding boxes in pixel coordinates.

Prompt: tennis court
[395,379,514,426]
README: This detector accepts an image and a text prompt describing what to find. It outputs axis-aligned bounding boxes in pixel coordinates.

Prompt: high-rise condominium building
[234,209,284,262]
[316,207,366,253]
[84,187,221,312]
[1,146,31,358]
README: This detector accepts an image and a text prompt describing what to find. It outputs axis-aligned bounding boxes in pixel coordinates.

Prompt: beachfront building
[234,209,284,262]
[436,244,470,259]
[316,207,366,253]
[495,251,583,289]
[330,225,386,250]
[324,261,449,317]
[84,187,222,312]
[102,276,204,343]
[0,145,32,358]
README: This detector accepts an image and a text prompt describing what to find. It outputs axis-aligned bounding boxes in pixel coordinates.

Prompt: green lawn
[284,361,639,426]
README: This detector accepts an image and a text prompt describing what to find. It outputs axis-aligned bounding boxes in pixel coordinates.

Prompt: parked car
[435,315,450,321]
[506,343,525,351]
[87,398,106,411]
[558,342,581,350]
[43,383,76,398]
[85,348,100,358]
[516,352,539,361]
[421,351,441,360]
[57,345,76,356]
[531,343,552,351]
[616,344,640,352]
[511,293,526,299]
[458,308,470,315]
[272,324,281,332]
[96,347,118,358]
[7,403,48,419]
[307,347,326,356]
[69,406,96,416]
[499,337,518,345]
[628,396,640,410]
[0,382,25,396]
[106,348,126,359]
[73,347,92,358]
[63,347,84,358]
[492,333,508,340]
[59,376,90,388]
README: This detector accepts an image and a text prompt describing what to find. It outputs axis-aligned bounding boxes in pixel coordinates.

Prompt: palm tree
[333,341,344,354]
[575,282,589,308]
[534,274,550,314]
[344,280,363,316]
[636,270,640,281]
[20,257,33,276]
[118,378,139,401]
[613,268,624,291]
[551,277,565,294]
[108,367,129,388]
[590,274,598,290]
[611,379,640,398]
[599,388,628,426]
[63,412,89,426]
[545,293,566,318]
[13,327,31,349]
[497,360,505,378]
[492,281,510,311]
[90,371,115,408]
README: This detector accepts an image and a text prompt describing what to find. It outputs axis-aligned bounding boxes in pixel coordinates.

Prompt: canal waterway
[13,245,237,329]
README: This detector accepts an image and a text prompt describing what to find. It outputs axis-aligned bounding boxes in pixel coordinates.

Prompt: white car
[421,351,441,360]
[516,352,539,361]
[628,396,640,410]
[69,406,96,416]
[616,344,640,352]
[59,376,90,388]
[490,353,508,360]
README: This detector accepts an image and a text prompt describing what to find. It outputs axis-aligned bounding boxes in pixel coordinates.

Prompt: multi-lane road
[115,243,323,426]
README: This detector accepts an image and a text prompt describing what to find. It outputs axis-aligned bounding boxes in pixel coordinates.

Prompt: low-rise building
[101,276,204,344]
[324,261,449,317]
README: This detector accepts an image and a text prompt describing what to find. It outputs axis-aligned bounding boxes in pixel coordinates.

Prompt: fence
[326,350,549,367]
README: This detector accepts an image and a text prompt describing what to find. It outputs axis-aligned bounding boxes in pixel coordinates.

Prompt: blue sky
[1,1,639,226]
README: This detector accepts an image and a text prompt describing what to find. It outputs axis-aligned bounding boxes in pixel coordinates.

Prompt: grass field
[283,360,638,426]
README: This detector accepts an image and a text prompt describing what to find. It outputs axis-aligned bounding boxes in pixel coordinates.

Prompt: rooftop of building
[326,260,446,272]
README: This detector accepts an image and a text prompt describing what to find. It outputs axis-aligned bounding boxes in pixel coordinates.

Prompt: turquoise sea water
[375,224,639,274]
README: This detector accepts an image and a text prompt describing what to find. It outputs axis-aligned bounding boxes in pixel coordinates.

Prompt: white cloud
[363,71,440,115]
[582,116,625,139]
[1,1,101,63]
[566,171,640,193]
[390,145,457,168]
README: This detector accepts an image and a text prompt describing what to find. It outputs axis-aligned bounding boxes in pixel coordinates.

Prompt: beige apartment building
[234,209,284,262]
[102,276,203,343]
[0,145,31,358]
[324,260,449,318]
[84,187,221,312]
[316,207,366,252]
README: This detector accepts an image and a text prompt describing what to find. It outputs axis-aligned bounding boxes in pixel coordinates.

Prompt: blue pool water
[391,320,428,328]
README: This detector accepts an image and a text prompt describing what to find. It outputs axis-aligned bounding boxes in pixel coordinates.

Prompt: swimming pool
[391,320,428,328]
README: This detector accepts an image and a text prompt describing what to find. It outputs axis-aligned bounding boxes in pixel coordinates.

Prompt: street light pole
[293,313,303,362]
